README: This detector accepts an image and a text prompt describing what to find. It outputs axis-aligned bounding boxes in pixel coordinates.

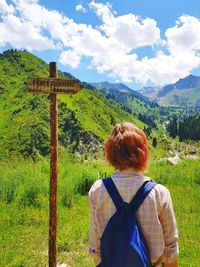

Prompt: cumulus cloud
[0,0,56,50]
[89,1,160,48]
[59,2,162,83]
[0,13,55,50]
[59,50,81,68]
[1,0,200,85]
[89,1,114,26]
[166,15,200,55]
[0,0,14,14]
[75,4,87,13]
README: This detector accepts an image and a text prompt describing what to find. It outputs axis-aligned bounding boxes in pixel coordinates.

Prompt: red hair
[105,122,149,171]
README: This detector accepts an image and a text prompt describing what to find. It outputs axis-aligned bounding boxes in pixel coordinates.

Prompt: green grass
[148,160,200,266]
[0,154,113,267]
[0,156,200,266]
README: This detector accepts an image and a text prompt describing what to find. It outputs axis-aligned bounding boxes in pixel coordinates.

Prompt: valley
[0,49,200,267]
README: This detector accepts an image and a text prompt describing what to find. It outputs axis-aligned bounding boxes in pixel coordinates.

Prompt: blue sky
[1,0,200,89]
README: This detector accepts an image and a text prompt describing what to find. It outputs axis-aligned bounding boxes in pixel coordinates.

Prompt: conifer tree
[152,137,157,148]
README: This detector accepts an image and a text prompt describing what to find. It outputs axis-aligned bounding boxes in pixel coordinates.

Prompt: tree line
[166,115,200,141]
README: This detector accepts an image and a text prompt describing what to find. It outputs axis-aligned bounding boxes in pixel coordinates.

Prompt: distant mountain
[158,75,200,97]
[90,81,149,103]
[139,86,161,101]
[90,81,162,129]
[139,75,200,107]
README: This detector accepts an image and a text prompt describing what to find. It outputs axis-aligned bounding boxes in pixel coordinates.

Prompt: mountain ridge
[90,81,150,103]
[158,74,200,97]
[140,74,200,107]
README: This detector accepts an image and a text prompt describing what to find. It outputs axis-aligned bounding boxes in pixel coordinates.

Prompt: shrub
[17,183,42,208]
[75,176,94,195]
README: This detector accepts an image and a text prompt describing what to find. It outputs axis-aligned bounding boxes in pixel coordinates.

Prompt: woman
[89,122,179,267]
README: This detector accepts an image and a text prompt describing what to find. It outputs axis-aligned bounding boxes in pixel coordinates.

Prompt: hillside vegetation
[0,49,145,160]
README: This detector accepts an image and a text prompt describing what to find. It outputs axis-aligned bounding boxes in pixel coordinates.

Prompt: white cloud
[0,0,56,50]
[166,15,200,55]
[59,50,81,68]
[126,51,200,85]
[89,1,160,48]
[59,2,162,83]
[1,1,200,85]
[75,4,87,13]
[0,14,55,50]
[89,1,114,26]
[0,0,14,14]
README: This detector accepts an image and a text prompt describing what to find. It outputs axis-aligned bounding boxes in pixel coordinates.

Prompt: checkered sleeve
[159,188,179,263]
[89,186,101,266]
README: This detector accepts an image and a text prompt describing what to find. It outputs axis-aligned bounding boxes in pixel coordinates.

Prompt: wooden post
[49,62,58,267]
[27,62,82,267]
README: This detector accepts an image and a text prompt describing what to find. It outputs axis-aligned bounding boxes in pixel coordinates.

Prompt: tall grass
[0,156,199,266]
[0,153,113,209]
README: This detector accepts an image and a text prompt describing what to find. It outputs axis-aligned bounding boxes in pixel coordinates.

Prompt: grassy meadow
[0,153,200,267]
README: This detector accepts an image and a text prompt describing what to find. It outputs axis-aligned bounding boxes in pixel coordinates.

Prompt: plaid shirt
[89,171,179,266]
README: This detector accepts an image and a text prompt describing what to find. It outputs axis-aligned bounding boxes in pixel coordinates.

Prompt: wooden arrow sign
[28,77,83,94]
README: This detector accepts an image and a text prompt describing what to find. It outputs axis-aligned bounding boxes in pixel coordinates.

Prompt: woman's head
[105,122,149,172]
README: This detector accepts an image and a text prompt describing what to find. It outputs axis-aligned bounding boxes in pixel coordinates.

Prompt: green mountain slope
[90,82,159,116]
[88,82,162,130]
[59,89,144,140]
[0,49,145,159]
[157,87,200,107]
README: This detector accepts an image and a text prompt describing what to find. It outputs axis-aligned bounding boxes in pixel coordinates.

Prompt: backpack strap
[102,178,124,210]
[129,180,157,213]
[102,178,157,212]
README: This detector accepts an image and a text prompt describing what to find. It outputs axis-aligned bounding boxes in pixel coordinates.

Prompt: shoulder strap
[102,178,157,212]
[102,177,124,210]
[129,181,157,213]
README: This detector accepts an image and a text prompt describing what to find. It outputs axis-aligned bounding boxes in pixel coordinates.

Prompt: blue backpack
[97,178,157,267]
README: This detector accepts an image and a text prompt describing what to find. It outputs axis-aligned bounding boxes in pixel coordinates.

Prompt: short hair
[105,122,149,171]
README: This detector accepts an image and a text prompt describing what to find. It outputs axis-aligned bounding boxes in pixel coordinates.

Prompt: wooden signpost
[28,77,82,94]
[28,62,83,267]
